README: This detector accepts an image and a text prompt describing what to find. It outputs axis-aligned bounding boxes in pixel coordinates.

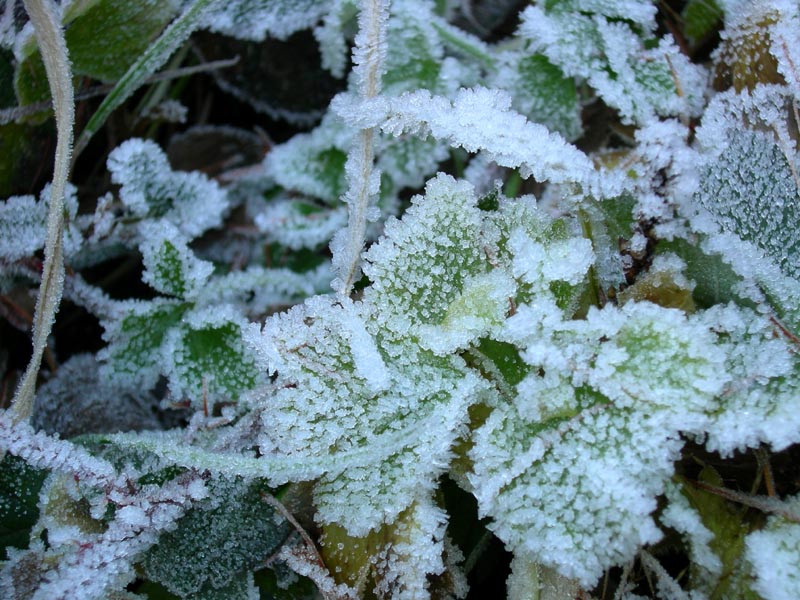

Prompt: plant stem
[331,0,390,295]
[12,0,74,424]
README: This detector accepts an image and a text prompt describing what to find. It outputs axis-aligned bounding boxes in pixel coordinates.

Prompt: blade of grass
[72,0,217,160]
[12,0,75,425]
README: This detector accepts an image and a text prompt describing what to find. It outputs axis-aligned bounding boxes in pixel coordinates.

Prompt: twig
[693,480,800,523]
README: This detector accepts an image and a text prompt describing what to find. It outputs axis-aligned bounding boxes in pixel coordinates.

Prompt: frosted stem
[331,0,390,295]
[12,0,74,424]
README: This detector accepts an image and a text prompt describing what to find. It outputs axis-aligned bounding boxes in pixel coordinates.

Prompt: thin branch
[693,480,800,523]
[12,0,74,425]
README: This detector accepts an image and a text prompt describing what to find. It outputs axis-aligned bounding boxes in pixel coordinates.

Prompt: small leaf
[165,307,259,407]
[0,456,48,559]
[140,478,291,598]
[139,221,214,299]
[100,299,190,391]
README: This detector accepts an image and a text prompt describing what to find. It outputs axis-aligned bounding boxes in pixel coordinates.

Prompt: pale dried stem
[333,0,389,295]
[12,0,74,424]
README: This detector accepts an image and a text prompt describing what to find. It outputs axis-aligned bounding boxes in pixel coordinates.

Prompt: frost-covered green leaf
[0,184,80,262]
[199,0,328,42]
[14,0,178,105]
[700,304,800,456]
[362,174,489,339]
[662,471,758,599]
[108,139,228,238]
[100,299,190,390]
[335,87,595,185]
[321,497,449,599]
[491,52,582,141]
[165,306,260,407]
[470,301,729,586]
[263,115,351,205]
[249,293,487,534]
[140,477,291,598]
[0,455,47,559]
[139,221,214,299]
[519,1,706,124]
[381,0,444,95]
[33,354,161,438]
[694,85,800,280]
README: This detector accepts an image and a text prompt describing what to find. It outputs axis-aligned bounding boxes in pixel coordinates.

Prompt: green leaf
[100,300,190,390]
[675,470,760,600]
[139,221,214,299]
[140,478,291,598]
[362,174,488,337]
[14,0,178,106]
[0,456,48,559]
[500,52,581,140]
[697,128,800,280]
[683,0,723,41]
[166,309,259,407]
[74,0,217,156]
[657,238,746,308]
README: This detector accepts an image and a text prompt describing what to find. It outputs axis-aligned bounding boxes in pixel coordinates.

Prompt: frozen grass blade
[12,0,74,424]
[73,0,217,160]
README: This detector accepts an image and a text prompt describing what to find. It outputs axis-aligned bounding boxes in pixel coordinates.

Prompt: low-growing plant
[1,0,800,598]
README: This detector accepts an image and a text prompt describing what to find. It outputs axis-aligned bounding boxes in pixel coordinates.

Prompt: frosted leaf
[248,294,486,533]
[745,496,800,600]
[263,114,352,204]
[417,270,516,356]
[32,354,161,438]
[313,0,357,78]
[376,133,450,194]
[694,86,800,279]
[138,220,214,299]
[660,483,723,581]
[319,497,449,600]
[490,51,582,141]
[195,263,332,316]
[199,0,328,41]
[471,302,729,586]
[770,7,800,98]
[332,87,594,184]
[312,359,481,534]
[0,184,80,262]
[381,0,445,96]
[519,3,706,125]
[362,174,488,338]
[543,0,660,29]
[107,138,228,239]
[370,499,448,600]
[164,305,261,408]
[0,193,48,262]
[254,196,348,250]
[699,304,800,456]
[99,299,189,391]
[140,477,291,597]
